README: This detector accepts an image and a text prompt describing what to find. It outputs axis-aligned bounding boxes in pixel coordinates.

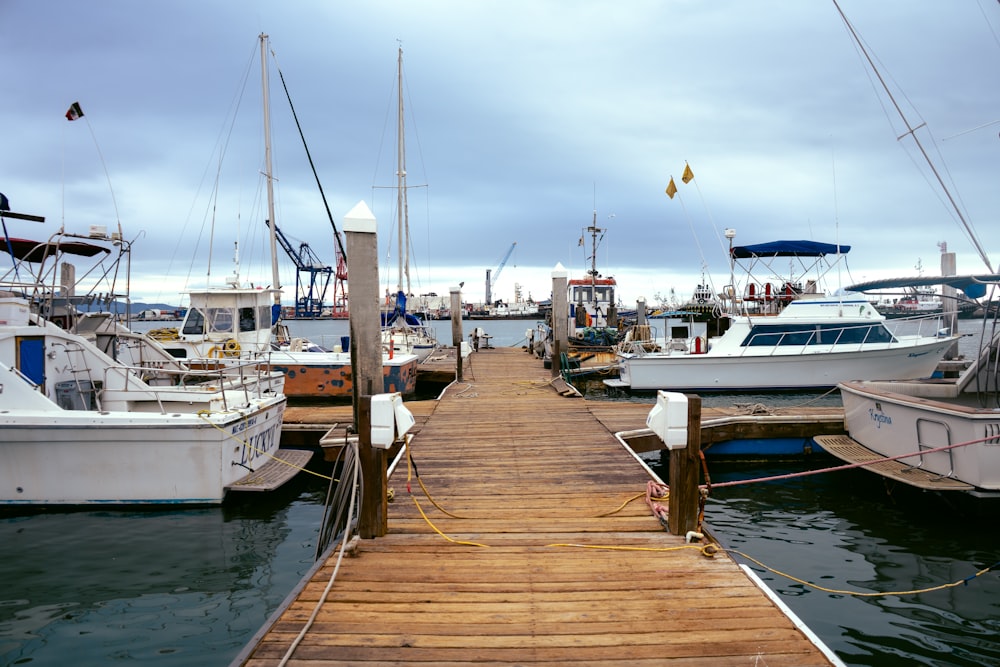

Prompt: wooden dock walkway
[235,348,841,666]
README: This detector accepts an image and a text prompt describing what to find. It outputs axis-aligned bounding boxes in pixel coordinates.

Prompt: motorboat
[0,226,291,506]
[604,239,959,391]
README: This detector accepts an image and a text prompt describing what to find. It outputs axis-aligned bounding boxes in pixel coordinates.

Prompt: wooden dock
[234,348,841,666]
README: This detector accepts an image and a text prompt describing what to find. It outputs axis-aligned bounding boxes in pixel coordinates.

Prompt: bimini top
[847,274,1000,300]
[3,236,110,262]
[731,240,850,259]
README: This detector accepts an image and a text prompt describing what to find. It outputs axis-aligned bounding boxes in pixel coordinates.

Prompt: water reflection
[0,463,331,666]
[657,458,1000,667]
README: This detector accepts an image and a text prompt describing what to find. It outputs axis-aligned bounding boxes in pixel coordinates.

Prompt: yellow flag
[682,163,694,184]
[665,177,677,199]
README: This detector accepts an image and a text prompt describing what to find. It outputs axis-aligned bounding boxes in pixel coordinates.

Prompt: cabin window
[239,307,257,332]
[206,308,233,333]
[182,308,206,335]
[259,305,273,328]
[669,326,690,338]
[742,323,897,347]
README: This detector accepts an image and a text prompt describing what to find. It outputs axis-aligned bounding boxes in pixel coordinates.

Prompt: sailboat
[150,34,418,399]
[379,47,440,363]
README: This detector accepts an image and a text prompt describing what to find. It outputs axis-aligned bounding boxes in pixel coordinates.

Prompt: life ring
[222,339,241,357]
[207,346,221,358]
[697,297,706,304]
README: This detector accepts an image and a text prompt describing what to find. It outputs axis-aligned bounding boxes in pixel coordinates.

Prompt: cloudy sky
[3,1,998,308]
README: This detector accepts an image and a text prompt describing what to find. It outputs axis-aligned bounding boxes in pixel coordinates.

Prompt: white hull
[608,296,956,391]
[840,381,1000,491]
[618,338,954,391]
[0,399,285,505]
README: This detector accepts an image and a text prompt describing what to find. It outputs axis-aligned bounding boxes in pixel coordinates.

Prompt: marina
[2,324,999,665]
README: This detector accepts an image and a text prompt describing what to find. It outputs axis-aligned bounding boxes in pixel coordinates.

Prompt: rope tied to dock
[644,480,670,530]
[705,432,998,490]
[197,411,332,481]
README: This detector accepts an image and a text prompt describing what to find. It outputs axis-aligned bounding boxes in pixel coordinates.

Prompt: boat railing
[882,312,949,340]
[101,358,279,414]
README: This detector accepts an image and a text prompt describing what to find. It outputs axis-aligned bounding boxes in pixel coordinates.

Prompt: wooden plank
[815,434,974,491]
[226,448,313,492]
[236,349,840,666]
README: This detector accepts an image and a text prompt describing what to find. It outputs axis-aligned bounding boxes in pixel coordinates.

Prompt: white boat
[149,35,418,398]
[379,47,439,363]
[814,4,1000,496]
[819,274,1000,496]
[0,228,290,506]
[605,239,959,391]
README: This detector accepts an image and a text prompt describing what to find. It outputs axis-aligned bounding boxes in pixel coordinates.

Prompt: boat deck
[234,348,840,666]
[815,434,974,491]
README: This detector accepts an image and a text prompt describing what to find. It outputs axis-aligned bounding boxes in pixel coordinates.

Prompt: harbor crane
[268,221,344,319]
[485,242,516,305]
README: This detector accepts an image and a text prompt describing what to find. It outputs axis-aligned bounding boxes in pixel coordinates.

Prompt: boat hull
[269,351,418,398]
[0,399,286,505]
[615,338,954,391]
[840,381,1000,491]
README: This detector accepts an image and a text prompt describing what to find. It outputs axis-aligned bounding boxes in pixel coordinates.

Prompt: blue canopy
[846,274,1000,300]
[731,240,851,259]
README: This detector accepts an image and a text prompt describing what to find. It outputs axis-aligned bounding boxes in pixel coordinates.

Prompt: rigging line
[270,46,347,261]
[832,0,993,273]
[684,164,726,299]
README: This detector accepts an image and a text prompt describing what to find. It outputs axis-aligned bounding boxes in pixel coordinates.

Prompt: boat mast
[832,1,993,273]
[586,210,602,313]
[396,46,410,297]
[260,33,282,306]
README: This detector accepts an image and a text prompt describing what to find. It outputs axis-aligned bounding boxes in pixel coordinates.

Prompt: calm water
[3,317,995,665]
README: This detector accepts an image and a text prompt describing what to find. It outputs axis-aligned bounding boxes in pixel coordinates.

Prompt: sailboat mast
[260,33,281,305]
[832,1,993,273]
[396,46,411,297]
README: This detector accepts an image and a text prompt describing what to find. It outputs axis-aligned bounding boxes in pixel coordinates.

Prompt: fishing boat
[818,274,1000,497]
[605,239,959,392]
[566,211,623,348]
[149,35,418,398]
[379,47,439,363]
[0,224,291,506]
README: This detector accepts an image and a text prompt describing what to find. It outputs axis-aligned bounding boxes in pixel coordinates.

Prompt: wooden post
[636,298,647,326]
[668,394,702,535]
[344,201,388,539]
[357,396,388,538]
[344,201,382,425]
[941,247,959,360]
[551,263,568,377]
[450,286,463,381]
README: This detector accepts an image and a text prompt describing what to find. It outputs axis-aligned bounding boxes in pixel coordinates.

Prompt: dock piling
[668,394,702,535]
